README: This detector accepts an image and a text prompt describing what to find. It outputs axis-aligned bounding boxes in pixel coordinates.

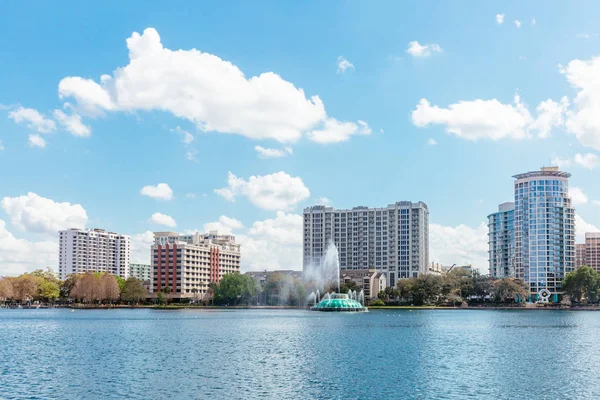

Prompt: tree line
[0,269,148,305]
[374,269,529,306]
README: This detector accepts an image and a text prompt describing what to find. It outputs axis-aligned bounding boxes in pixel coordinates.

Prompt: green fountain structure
[310,293,367,312]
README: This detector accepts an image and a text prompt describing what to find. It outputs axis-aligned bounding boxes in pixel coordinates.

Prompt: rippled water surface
[2,309,600,399]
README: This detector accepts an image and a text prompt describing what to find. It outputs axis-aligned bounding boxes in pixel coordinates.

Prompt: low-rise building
[576,243,587,268]
[245,270,302,286]
[151,230,240,300]
[341,269,387,300]
[129,263,152,282]
[428,262,443,275]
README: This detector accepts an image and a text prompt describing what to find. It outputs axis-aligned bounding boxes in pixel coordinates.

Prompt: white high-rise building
[303,202,429,288]
[488,202,515,278]
[58,228,131,280]
[513,166,575,300]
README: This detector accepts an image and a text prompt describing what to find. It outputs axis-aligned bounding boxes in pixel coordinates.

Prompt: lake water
[1,309,600,399]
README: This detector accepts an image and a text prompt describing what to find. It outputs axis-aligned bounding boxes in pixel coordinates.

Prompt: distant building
[442,264,473,273]
[151,231,240,299]
[428,262,443,275]
[303,201,429,288]
[488,202,515,278]
[245,270,303,286]
[576,233,600,272]
[129,263,152,282]
[513,166,575,300]
[340,269,387,300]
[58,228,130,280]
[576,243,587,268]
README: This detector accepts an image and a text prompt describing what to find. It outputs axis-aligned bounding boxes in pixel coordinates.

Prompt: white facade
[58,228,130,279]
[488,202,515,278]
[303,202,429,288]
[129,263,152,282]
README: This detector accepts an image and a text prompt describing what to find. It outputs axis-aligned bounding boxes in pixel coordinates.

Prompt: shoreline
[4,304,600,311]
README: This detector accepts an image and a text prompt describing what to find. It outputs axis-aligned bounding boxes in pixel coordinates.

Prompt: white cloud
[427,138,438,145]
[551,156,571,168]
[411,95,567,141]
[576,33,597,40]
[215,171,310,211]
[53,109,91,137]
[28,134,46,148]
[140,183,173,200]
[514,20,522,28]
[531,17,536,26]
[130,230,154,264]
[337,56,354,73]
[576,214,599,243]
[570,186,588,205]
[1,192,88,234]
[430,222,489,273]
[308,118,372,144]
[186,193,196,198]
[171,126,194,144]
[316,197,332,206]
[406,41,443,57]
[561,56,600,150]
[8,106,56,133]
[496,14,505,24]
[203,215,244,234]
[150,212,176,227]
[0,219,57,276]
[185,150,198,162]
[55,28,366,144]
[254,145,293,159]
[574,153,600,169]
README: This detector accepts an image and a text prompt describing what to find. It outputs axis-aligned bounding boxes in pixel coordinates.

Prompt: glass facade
[488,203,515,278]
[513,167,575,297]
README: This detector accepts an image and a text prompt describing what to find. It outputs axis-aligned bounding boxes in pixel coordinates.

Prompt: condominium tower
[513,166,575,300]
[488,202,515,278]
[58,228,130,280]
[151,231,240,299]
[575,233,600,271]
[303,202,429,288]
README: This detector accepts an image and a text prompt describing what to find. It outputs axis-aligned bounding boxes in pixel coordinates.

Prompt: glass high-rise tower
[513,166,575,301]
[488,202,515,278]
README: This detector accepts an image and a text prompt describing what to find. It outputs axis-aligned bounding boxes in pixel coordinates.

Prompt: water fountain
[309,241,367,312]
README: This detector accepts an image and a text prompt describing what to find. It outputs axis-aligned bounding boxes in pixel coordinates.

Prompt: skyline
[3,1,600,275]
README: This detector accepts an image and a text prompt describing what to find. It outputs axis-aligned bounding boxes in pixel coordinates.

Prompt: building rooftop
[513,166,571,179]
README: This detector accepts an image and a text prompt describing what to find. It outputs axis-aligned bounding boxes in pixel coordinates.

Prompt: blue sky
[2,0,600,275]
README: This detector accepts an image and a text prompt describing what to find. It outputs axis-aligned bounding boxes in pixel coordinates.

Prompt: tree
[562,266,600,304]
[340,280,360,294]
[161,286,172,306]
[115,276,126,293]
[39,281,60,303]
[214,273,257,305]
[156,291,165,306]
[121,278,147,304]
[60,274,80,299]
[0,278,14,303]
[12,274,42,303]
[493,278,529,303]
[101,274,121,304]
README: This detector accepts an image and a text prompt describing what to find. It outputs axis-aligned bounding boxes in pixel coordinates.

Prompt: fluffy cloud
[406,41,443,57]
[129,230,154,264]
[496,14,505,24]
[1,192,88,234]
[575,214,599,243]
[561,56,600,150]
[411,95,568,141]
[56,28,366,144]
[316,197,332,206]
[0,219,57,276]
[570,187,588,205]
[430,222,489,273]
[254,145,293,159]
[337,56,354,73]
[308,118,371,144]
[53,109,91,137]
[28,134,46,148]
[171,126,194,144]
[150,212,176,227]
[514,20,522,28]
[8,106,56,133]
[186,193,196,199]
[247,211,302,245]
[427,138,438,145]
[203,215,244,234]
[552,153,599,169]
[140,183,173,200]
[215,171,310,211]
